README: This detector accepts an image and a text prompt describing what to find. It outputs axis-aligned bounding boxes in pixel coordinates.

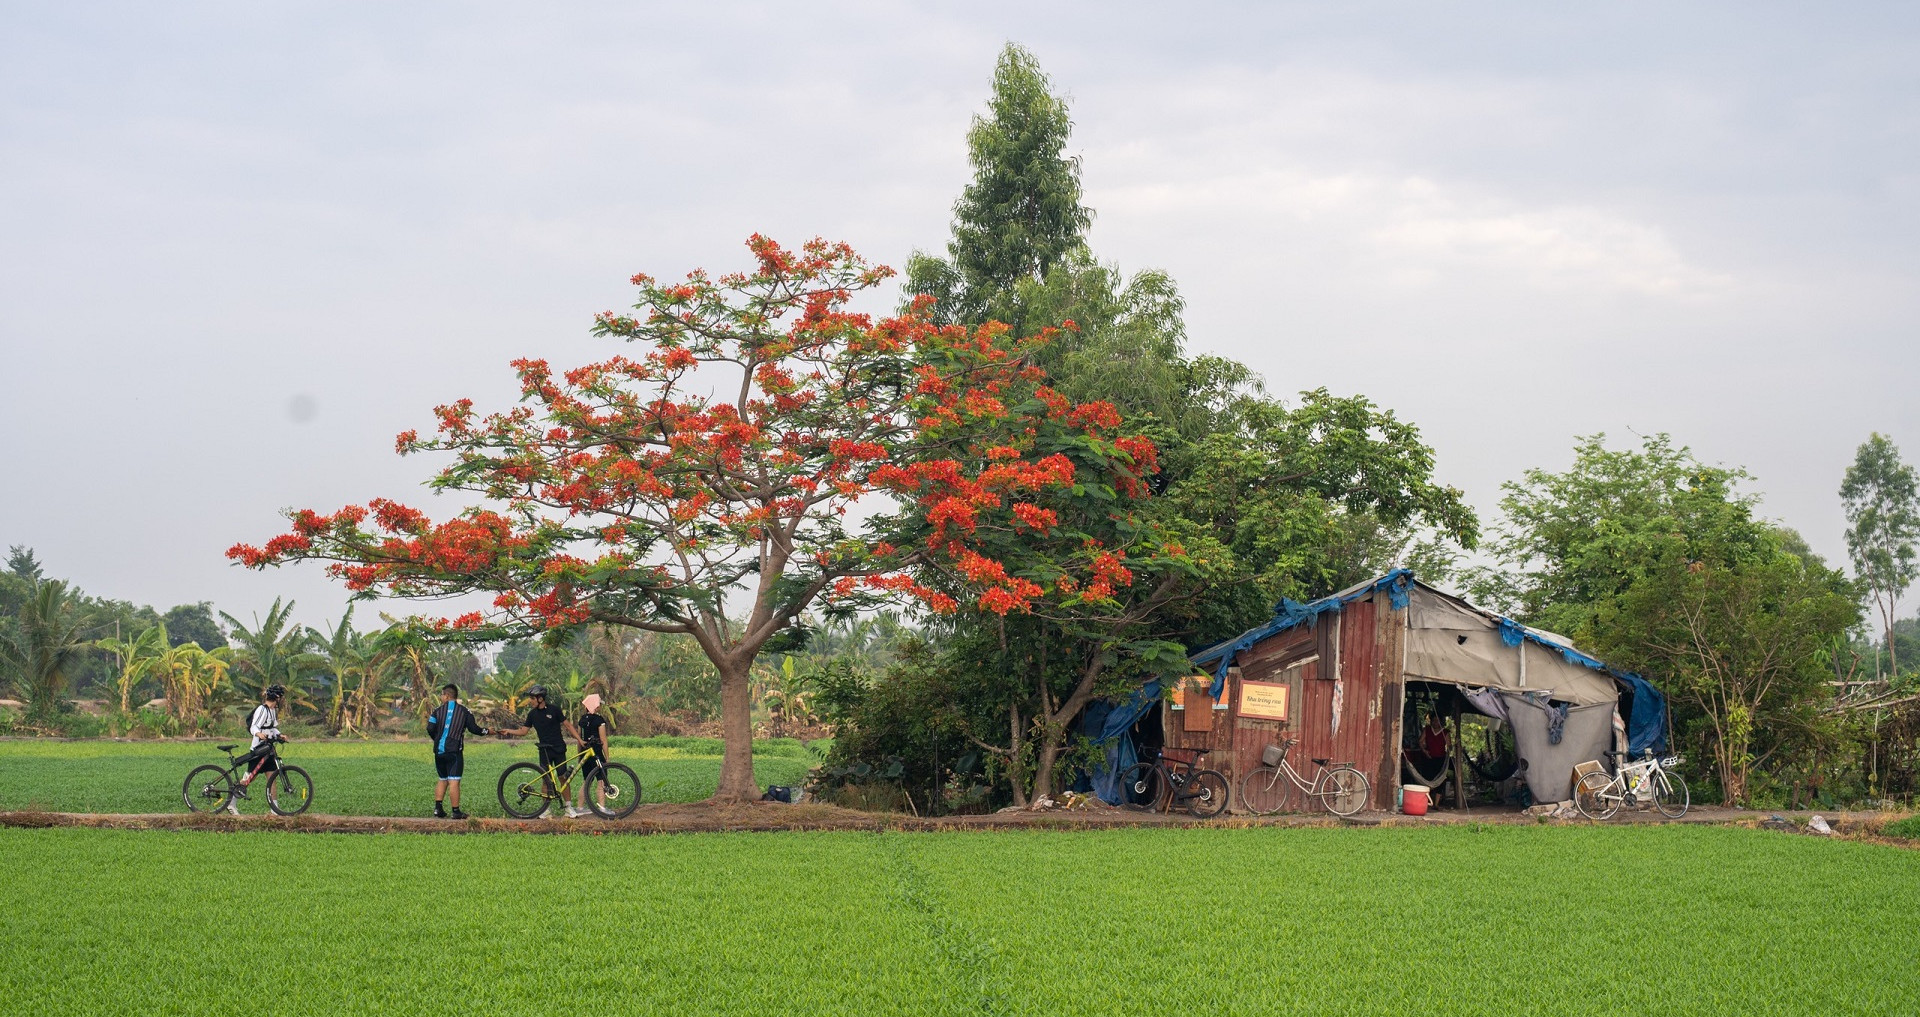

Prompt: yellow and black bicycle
[496,744,641,819]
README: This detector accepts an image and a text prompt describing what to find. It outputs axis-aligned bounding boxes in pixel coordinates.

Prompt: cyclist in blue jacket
[426,684,487,819]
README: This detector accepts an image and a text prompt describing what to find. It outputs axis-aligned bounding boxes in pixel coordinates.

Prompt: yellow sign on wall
[1239,680,1290,721]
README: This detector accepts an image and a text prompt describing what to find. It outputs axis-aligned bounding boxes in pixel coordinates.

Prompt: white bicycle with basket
[1573,749,1689,820]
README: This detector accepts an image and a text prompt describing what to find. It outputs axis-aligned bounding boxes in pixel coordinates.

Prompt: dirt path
[0,802,1880,837]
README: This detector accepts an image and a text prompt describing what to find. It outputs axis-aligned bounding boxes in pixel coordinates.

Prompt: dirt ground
[0,801,1900,838]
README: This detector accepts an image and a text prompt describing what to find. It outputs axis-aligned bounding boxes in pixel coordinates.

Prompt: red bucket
[1402,785,1430,816]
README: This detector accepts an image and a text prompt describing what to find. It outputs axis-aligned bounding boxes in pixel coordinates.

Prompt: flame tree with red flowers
[230,236,1079,802]
[868,386,1230,806]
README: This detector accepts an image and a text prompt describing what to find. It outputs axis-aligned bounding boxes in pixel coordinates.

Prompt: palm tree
[221,599,320,716]
[0,581,90,720]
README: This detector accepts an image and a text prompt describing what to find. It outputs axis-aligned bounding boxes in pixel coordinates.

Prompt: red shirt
[1422,724,1449,759]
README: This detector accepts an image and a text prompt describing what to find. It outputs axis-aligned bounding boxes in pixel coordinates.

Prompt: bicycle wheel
[1117,762,1167,811]
[1652,770,1689,819]
[497,762,553,819]
[1237,766,1297,816]
[183,764,234,814]
[584,762,642,820]
[266,765,313,816]
[1574,771,1618,820]
[1183,770,1230,818]
[1315,766,1370,817]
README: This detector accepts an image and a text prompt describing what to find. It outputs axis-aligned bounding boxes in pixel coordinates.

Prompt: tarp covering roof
[1191,571,1664,722]
[1191,570,1415,698]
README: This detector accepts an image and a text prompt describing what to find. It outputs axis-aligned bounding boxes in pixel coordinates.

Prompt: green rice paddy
[0,823,1914,1015]
[0,737,818,817]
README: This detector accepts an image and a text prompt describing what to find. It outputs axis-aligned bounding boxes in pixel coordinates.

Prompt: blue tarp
[1088,679,1162,804]
[1616,672,1670,756]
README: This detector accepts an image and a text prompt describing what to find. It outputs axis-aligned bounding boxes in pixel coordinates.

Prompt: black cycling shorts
[537,744,571,783]
[434,751,464,780]
[579,751,606,782]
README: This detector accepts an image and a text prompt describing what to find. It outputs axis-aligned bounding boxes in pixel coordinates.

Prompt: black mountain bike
[1118,747,1230,818]
[182,738,313,816]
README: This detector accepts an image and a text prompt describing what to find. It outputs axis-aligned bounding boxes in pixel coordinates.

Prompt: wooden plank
[1451,698,1469,810]
[1374,591,1408,811]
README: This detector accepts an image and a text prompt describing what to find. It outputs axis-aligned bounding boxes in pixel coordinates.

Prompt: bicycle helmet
[527,684,549,698]
[264,684,286,700]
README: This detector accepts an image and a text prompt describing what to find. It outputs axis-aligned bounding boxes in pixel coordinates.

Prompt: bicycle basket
[1261,744,1285,767]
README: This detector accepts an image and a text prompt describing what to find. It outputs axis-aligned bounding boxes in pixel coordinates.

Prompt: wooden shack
[1172,570,1663,811]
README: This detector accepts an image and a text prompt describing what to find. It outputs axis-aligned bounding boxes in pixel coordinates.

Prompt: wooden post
[1451,699,1469,811]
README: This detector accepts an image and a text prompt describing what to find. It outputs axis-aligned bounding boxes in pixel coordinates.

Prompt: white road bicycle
[1236,738,1371,817]
[1574,749,1689,820]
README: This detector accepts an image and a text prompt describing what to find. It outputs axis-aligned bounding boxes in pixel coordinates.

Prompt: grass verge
[0,737,817,817]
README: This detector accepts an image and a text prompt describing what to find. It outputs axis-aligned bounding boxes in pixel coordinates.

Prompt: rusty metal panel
[1187,598,1410,811]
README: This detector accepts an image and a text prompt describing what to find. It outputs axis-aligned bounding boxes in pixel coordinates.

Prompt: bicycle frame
[1159,754,1209,803]
[1595,755,1668,808]
[1266,743,1343,800]
[521,745,603,799]
[223,743,283,782]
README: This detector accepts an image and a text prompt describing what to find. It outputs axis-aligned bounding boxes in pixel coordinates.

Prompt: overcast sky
[3,2,1917,631]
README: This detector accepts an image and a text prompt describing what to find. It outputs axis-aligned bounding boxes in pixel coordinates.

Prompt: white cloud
[1098,167,1730,298]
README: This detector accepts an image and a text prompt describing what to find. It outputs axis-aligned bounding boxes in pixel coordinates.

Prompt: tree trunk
[1886,597,1899,680]
[1031,740,1063,805]
[711,661,761,803]
[1006,702,1029,808]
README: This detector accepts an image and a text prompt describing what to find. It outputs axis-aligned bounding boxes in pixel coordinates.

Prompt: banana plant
[310,606,372,734]
[155,642,233,727]
[96,623,168,715]
[479,667,534,716]
[220,599,323,715]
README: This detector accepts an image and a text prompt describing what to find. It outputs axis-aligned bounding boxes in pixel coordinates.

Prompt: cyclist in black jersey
[426,684,487,818]
[496,686,579,819]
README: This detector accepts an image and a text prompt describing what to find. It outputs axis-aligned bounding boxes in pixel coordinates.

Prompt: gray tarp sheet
[1502,694,1614,802]
[1403,588,1617,707]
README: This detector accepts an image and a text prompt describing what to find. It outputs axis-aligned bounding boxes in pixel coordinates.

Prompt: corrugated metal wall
[1168,592,1406,811]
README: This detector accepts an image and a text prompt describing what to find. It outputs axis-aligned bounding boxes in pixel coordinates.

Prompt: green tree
[7,545,45,583]
[1480,434,1859,804]
[905,42,1092,328]
[1608,529,1858,805]
[1841,433,1919,677]
[162,602,228,650]
[0,581,89,719]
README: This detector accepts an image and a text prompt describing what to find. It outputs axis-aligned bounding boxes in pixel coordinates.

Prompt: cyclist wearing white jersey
[227,685,289,814]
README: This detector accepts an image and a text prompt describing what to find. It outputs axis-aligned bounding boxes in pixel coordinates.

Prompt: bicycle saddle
[216,744,238,752]
[1311,757,1332,766]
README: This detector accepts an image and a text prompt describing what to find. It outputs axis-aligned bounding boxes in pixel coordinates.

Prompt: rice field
[0,823,1914,1016]
[0,736,819,817]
